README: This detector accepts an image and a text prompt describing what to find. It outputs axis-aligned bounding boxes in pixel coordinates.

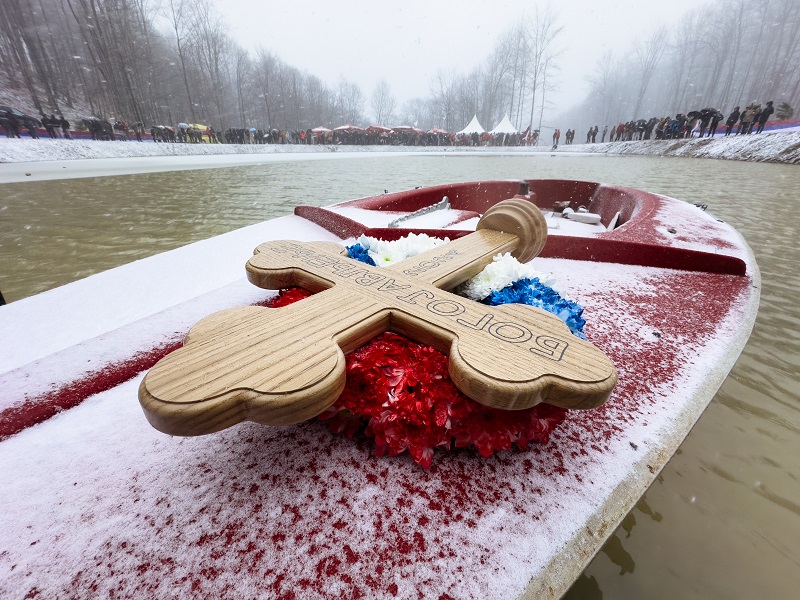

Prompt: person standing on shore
[739,104,759,135]
[756,101,774,134]
[708,110,723,137]
[0,112,14,138]
[59,116,71,139]
[22,116,39,138]
[42,115,56,138]
[725,107,740,135]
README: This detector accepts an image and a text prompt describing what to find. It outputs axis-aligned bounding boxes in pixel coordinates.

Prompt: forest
[1,0,798,134]
[567,0,800,135]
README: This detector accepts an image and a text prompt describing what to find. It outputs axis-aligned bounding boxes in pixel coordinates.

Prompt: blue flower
[346,243,377,266]
[482,278,587,339]
[346,244,587,339]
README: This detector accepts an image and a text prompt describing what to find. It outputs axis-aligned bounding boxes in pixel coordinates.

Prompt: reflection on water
[1,155,799,599]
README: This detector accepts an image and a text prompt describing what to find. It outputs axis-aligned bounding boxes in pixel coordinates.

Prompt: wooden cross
[139,199,617,436]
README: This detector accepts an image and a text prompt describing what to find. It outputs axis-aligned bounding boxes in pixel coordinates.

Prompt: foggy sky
[219,0,701,123]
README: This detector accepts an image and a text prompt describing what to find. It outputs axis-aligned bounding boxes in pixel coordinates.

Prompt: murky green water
[1,155,798,599]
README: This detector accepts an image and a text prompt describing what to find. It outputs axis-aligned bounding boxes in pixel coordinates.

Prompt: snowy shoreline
[560,131,800,164]
[0,132,797,184]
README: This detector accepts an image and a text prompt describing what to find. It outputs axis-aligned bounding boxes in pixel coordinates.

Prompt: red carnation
[269,288,567,469]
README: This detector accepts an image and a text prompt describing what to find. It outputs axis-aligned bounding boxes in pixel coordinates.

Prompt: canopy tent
[489,115,517,134]
[457,115,485,135]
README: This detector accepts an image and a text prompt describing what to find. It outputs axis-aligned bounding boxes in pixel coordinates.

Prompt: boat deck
[0,182,759,599]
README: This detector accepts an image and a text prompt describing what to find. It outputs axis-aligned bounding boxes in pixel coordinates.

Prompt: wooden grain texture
[139,199,617,435]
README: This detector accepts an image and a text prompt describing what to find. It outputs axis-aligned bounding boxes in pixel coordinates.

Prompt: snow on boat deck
[0,192,759,598]
[327,205,608,237]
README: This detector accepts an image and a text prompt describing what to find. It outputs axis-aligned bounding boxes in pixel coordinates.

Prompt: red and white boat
[0,180,758,599]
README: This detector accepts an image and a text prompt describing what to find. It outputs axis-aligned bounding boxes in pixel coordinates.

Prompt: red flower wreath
[267,289,567,469]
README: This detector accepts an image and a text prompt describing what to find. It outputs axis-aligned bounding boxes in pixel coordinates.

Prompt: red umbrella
[333,124,364,132]
[311,126,332,134]
[428,127,448,134]
[392,125,425,134]
[366,125,393,134]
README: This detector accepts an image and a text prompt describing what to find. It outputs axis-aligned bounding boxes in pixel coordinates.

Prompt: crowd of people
[0,110,59,139]
[451,130,540,146]
[1,102,553,147]
[558,101,776,146]
[2,101,780,147]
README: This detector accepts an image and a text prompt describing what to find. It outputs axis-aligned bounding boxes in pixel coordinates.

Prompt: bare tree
[189,0,233,125]
[712,0,747,108]
[537,55,560,137]
[758,0,800,101]
[305,75,336,127]
[504,23,530,129]
[336,79,365,125]
[525,7,563,132]
[399,97,433,128]
[481,33,515,128]
[429,69,458,131]
[0,0,46,112]
[668,13,703,111]
[164,0,198,122]
[253,48,279,126]
[370,80,396,125]
[457,69,483,130]
[631,27,668,119]
[233,47,251,127]
[586,51,618,125]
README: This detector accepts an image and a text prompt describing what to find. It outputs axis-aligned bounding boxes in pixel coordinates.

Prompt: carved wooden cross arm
[139,199,617,435]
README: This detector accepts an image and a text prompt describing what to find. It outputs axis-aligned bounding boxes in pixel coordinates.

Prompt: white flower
[458,253,555,301]
[355,236,556,302]
[358,233,449,267]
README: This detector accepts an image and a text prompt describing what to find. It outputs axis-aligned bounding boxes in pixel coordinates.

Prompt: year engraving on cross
[139,199,617,436]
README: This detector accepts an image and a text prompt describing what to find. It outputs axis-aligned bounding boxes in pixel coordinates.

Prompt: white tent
[457,115,485,134]
[489,115,517,134]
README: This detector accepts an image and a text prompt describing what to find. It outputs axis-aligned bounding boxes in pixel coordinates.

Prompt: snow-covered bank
[560,131,800,164]
[0,131,796,184]
[0,138,449,164]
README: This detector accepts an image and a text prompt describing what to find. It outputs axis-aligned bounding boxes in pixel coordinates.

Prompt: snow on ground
[559,130,800,164]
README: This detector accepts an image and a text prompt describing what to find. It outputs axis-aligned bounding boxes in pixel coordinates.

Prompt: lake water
[1,154,798,599]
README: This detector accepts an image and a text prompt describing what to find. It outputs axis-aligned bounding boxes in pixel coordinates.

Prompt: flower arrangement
[266,234,588,469]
